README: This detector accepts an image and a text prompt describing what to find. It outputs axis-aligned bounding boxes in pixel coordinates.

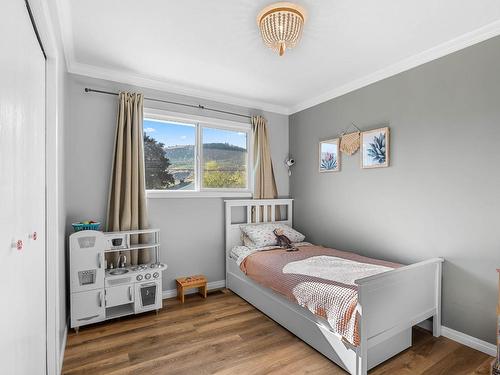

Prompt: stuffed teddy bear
[273,228,298,251]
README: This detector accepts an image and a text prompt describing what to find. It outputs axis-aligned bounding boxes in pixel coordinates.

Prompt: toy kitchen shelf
[104,228,161,263]
[69,228,166,333]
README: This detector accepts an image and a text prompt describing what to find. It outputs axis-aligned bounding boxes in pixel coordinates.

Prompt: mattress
[233,244,401,346]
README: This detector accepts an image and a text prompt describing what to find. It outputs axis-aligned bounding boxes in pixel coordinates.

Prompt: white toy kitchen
[69,229,166,332]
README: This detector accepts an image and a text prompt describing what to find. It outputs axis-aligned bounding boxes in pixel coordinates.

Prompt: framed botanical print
[319,138,340,172]
[361,127,390,169]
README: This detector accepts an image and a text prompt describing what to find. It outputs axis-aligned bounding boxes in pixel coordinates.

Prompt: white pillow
[241,233,257,248]
[240,223,305,248]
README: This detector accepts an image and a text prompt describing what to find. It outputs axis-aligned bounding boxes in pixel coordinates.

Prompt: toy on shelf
[72,220,101,232]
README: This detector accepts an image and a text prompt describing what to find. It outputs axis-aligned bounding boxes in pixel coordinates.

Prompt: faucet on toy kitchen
[118,254,127,268]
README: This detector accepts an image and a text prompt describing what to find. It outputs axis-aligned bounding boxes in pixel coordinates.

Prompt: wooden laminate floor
[63,290,493,375]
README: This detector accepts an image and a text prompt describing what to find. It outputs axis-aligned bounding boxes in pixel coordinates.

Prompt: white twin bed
[225,199,443,375]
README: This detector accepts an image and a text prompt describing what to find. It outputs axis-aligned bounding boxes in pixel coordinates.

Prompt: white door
[70,290,105,328]
[69,231,105,293]
[106,284,134,308]
[0,0,47,374]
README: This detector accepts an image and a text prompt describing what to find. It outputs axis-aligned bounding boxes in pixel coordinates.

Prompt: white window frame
[144,108,253,199]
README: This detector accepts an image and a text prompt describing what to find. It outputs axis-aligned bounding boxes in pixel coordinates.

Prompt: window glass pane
[202,127,248,189]
[143,119,195,190]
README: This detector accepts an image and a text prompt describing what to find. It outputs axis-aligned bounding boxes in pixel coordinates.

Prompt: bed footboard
[355,258,443,373]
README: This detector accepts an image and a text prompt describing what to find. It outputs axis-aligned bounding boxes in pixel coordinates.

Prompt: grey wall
[65,73,289,291]
[289,36,500,344]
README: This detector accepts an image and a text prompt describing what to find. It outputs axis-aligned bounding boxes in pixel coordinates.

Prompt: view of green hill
[164,142,247,188]
[203,143,246,168]
[165,145,195,169]
[165,143,246,168]
[145,136,248,190]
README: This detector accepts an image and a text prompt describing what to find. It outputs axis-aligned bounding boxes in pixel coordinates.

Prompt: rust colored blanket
[239,245,402,346]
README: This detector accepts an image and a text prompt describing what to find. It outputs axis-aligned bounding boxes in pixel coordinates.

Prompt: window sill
[146,190,253,199]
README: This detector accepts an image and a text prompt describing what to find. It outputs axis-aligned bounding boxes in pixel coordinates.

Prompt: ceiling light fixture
[257,2,307,56]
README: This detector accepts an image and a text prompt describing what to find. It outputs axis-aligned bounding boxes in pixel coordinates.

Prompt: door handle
[77,315,99,322]
[98,291,103,307]
[128,286,133,301]
[97,253,102,268]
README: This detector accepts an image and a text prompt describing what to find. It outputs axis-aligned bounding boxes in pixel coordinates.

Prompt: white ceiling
[57,0,500,114]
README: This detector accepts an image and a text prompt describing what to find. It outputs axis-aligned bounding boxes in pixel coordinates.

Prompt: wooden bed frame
[225,199,443,375]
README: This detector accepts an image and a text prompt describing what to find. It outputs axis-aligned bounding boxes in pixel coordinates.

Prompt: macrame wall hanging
[339,123,361,155]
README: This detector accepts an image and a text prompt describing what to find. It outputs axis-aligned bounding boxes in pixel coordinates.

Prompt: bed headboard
[224,199,293,257]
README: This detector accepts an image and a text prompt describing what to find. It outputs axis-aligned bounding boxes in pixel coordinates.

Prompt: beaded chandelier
[257,2,307,56]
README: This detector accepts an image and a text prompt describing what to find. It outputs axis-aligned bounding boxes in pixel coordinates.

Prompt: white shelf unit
[106,303,135,320]
[104,243,159,253]
[104,228,161,266]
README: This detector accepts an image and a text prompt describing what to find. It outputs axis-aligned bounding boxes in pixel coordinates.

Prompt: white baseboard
[442,326,496,357]
[162,279,226,300]
[59,323,68,374]
[418,319,495,357]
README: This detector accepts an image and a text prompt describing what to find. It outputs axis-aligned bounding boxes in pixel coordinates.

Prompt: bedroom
[1,0,500,374]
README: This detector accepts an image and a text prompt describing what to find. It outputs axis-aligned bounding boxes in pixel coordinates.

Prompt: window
[143,111,252,197]
[202,127,248,189]
[144,119,196,190]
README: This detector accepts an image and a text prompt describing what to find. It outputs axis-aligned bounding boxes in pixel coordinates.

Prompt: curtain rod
[84,88,252,120]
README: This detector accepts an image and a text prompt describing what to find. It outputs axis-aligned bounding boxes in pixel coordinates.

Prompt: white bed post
[433,261,442,337]
[246,205,252,224]
[225,203,232,282]
[356,288,368,375]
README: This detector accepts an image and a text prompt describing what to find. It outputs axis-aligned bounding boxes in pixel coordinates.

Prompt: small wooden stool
[176,275,207,303]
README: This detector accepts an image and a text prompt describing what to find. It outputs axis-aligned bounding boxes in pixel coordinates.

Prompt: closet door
[0,1,46,374]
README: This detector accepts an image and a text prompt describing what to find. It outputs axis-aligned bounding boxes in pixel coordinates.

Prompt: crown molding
[290,19,500,114]
[68,61,291,115]
[53,0,291,115]
[53,0,74,72]
[52,0,500,117]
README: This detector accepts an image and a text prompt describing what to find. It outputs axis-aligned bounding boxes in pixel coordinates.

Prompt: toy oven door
[134,280,161,313]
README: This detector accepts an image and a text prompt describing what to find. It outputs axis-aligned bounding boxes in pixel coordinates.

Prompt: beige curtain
[252,116,280,221]
[106,92,150,267]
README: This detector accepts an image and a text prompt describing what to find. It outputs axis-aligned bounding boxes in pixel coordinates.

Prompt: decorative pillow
[240,223,305,248]
[240,232,257,248]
